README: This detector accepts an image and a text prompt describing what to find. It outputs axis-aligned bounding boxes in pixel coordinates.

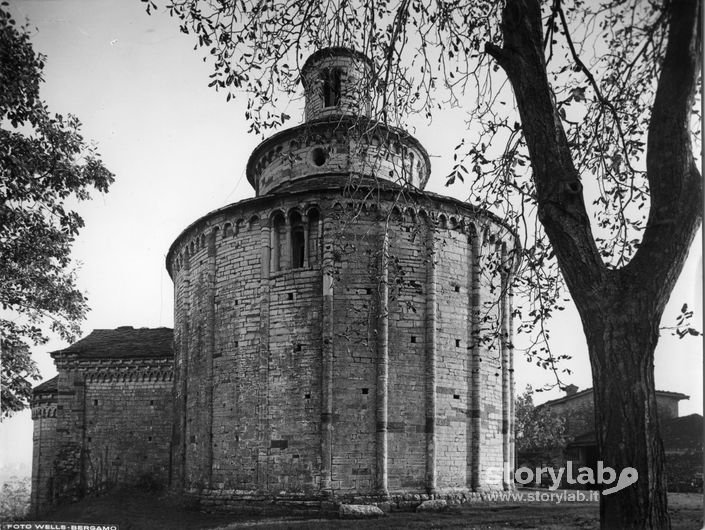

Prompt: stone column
[425,222,437,494]
[469,234,482,490]
[302,213,310,267]
[179,248,192,488]
[508,275,516,481]
[376,230,389,497]
[205,228,218,487]
[320,216,335,495]
[263,224,271,277]
[257,221,271,489]
[500,244,511,490]
[283,215,292,270]
[465,232,474,490]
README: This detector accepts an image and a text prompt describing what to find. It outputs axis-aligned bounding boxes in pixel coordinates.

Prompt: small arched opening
[322,68,343,108]
[290,211,306,269]
[307,208,321,267]
[271,212,286,272]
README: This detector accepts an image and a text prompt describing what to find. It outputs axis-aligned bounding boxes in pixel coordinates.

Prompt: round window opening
[310,147,327,167]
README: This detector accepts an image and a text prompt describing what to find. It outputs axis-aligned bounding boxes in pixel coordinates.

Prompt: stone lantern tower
[166,47,518,508]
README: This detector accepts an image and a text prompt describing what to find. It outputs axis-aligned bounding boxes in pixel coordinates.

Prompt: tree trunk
[579,285,669,529]
[486,0,702,528]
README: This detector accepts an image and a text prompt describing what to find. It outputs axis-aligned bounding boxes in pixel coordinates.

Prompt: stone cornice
[300,47,374,81]
[245,116,432,194]
[31,403,57,419]
[166,184,522,278]
[53,355,173,383]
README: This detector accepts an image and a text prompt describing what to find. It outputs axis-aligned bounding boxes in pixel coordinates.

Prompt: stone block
[339,504,386,518]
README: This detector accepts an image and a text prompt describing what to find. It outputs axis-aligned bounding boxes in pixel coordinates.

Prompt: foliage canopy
[144,0,700,381]
[514,385,565,453]
[0,4,114,418]
[146,0,701,525]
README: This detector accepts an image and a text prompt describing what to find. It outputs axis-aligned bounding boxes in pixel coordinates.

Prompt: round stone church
[166,47,518,506]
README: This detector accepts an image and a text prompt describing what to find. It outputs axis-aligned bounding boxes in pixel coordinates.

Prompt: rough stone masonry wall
[328,209,387,495]
[321,205,511,495]
[551,393,682,442]
[549,394,597,441]
[266,269,323,492]
[385,214,429,493]
[210,217,275,491]
[433,225,471,490]
[82,373,173,490]
[249,122,428,196]
[302,53,371,121]
[52,367,88,503]
[655,395,681,421]
[171,202,326,493]
[168,190,516,502]
[31,395,57,516]
[476,235,508,488]
[51,359,173,504]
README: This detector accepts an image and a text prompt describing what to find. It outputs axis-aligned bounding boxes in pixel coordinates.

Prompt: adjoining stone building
[30,327,173,516]
[31,47,520,513]
[167,47,519,507]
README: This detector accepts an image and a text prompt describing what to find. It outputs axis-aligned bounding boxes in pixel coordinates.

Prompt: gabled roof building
[30,327,173,516]
[527,385,701,492]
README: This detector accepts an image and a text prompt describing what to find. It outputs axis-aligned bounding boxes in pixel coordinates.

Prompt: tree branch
[555,0,638,176]
[629,0,702,304]
[485,0,605,303]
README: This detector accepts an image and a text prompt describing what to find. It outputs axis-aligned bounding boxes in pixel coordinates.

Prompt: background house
[526,385,702,492]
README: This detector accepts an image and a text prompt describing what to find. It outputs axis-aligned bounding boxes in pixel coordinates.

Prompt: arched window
[322,68,342,108]
[307,208,321,266]
[290,211,305,269]
[271,212,286,272]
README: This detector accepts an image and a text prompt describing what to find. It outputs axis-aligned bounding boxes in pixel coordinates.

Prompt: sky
[1,0,702,480]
